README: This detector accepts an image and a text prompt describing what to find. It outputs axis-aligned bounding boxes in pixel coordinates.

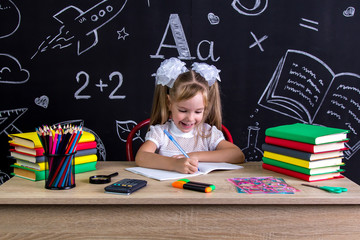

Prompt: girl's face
[168,92,205,133]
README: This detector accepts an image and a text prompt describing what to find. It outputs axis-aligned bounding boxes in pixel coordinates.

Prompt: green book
[262,157,344,175]
[265,123,349,144]
[11,161,97,181]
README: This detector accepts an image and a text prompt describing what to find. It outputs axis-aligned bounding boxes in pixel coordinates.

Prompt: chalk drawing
[343,7,355,17]
[0,108,27,135]
[150,14,195,60]
[249,32,268,52]
[0,0,20,39]
[197,40,220,61]
[0,171,11,186]
[0,53,29,84]
[208,13,220,25]
[116,120,144,143]
[299,18,319,32]
[74,71,126,100]
[117,27,129,40]
[258,49,360,159]
[242,126,263,162]
[231,0,268,16]
[34,95,49,108]
[31,0,128,58]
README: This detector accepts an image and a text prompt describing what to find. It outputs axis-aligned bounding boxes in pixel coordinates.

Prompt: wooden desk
[1,162,360,239]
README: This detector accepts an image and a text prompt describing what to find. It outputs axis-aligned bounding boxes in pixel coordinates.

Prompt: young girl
[135,58,245,174]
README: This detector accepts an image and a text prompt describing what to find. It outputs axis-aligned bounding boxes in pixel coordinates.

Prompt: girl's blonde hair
[149,70,222,130]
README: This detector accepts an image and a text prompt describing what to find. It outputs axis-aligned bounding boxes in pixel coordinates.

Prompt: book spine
[265,136,315,152]
[262,157,312,175]
[262,163,311,181]
[262,143,312,160]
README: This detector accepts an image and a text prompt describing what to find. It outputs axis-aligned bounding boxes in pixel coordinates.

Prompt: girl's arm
[188,140,245,164]
[135,140,199,174]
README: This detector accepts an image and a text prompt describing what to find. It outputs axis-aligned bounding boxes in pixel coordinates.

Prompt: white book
[126,162,243,181]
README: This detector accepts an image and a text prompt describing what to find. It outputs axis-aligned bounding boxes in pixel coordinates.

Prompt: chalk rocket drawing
[31,0,128,58]
[54,120,107,161]
[231,0,268,16]
[0,53,30,84]
[116,120,144,143]
[0,0,20,39]
[258,49,360,159]
[150,14,195,60]
[0,108,27,135]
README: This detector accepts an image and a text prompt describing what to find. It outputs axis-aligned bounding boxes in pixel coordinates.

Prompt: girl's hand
[171,155,198,174]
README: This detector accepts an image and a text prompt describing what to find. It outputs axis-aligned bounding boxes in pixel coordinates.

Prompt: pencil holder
[44,152,76,190]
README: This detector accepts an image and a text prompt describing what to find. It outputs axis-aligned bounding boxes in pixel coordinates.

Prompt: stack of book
[8,131,98,181]
[262,123,349,182]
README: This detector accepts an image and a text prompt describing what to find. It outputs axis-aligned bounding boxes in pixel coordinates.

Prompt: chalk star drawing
[117,27,129,40]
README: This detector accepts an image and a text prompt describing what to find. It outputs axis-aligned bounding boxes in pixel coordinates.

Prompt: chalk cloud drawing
[0,53,30,84]
[0,108,27,135]
[116,120,144,143]
[249,32,268,52]
[258,49,360,159]
[117,27,129,40]
[0,0,20,39]
[55,120,107,161]
[31,0,128,58]
[343,7,355,17]
[34,95,49,108]
[231,0,268,16]
[299,18,319,32]
[208,13,220,25]
[150,14,195,60]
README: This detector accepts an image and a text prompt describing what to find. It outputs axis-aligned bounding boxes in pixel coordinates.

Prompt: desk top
[1,161,360,205]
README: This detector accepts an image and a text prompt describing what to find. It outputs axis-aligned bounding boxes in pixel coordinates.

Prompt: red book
[262,163,344,182]
[265,136,348,153]
[10,141,97,156]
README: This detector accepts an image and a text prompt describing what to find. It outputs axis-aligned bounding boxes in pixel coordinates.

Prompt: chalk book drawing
[258,49,360,159]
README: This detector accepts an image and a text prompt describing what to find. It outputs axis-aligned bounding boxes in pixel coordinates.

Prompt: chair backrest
[126,118,234,161]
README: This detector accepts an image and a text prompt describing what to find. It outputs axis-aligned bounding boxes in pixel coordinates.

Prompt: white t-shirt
[145,120,225,157]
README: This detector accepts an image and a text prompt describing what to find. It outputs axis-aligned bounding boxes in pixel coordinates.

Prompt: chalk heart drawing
[34,95,49,108]
[208,13,220,25]
[343,7,355,17]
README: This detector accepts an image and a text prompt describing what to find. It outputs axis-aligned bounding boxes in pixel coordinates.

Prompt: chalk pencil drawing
[249,32,268,52]
[258,49,360,159]
[299,18,319,32]
[231,0,268,16]
[117,27,129,40]
[343,7,355,17]
[0,108,27,135]
[150,14,195,60]
[34,95,49,108]
[54,120,107,161]
[207,13,220,25]
[31,0,128,59]
[0,53,30,84]
[0,0,20,39]
[116,120,144,143]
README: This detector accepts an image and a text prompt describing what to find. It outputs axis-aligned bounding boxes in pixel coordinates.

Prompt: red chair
[126,118,234,161]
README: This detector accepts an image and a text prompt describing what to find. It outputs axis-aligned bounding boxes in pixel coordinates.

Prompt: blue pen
[164,129,190,158]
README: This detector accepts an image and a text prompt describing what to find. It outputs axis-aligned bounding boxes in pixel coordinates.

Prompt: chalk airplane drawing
[258,49,360,159]
[31,0,128,58]
[0,0,20,39]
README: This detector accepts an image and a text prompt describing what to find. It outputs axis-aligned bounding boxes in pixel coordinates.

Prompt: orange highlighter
[172,179,215,193]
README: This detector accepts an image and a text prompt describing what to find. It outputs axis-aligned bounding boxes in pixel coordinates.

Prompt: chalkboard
[1,0,360,185]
